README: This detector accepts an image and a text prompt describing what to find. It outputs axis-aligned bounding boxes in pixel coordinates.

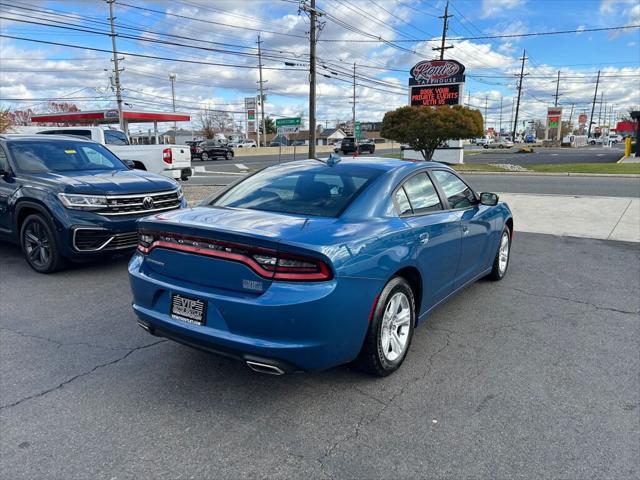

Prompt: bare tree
[0,107,13,133]
[197,108,235,139]
[8,108,35,126]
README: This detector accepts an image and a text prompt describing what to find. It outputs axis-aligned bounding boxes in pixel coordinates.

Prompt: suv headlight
[58,193,108,210]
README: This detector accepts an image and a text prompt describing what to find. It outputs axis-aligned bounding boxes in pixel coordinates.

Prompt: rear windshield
[7,139,127,173]
[212,163,382,217]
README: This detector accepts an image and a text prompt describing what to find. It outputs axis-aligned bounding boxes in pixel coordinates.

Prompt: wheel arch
[505,216,514,236]
[15,199,56,233]
[391,265,423,317]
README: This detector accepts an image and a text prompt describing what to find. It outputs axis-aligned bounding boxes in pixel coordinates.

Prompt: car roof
[0,134,93,142]
[276,156,450,174]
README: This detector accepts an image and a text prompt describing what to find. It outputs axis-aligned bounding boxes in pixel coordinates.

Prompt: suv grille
[103,189,182,216]
[73,230,138,252]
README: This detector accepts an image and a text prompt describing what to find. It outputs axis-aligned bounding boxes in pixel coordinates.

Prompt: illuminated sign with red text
[410,84,460,107]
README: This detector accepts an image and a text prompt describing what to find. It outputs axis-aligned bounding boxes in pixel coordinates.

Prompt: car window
[212,164,382,217]
[104,130,129,145]
[0,146,8,171]
[394,188,412,215]
[401,173,442,214]
[7,140,127,173]
[39,129,93,139]
[433,170,475,209]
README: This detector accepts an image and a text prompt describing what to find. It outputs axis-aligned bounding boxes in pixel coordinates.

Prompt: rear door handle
[419,232,429,244]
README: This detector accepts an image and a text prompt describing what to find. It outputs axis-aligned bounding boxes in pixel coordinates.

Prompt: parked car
[588,137,604,145]
[292,140,306,146]
[400,144,410,151]
[524,134,536,143]
[339,137,375,154]
[235,140,257,148]
[36,126,192,181]
[130,156,513,376]
[358,139,376,154]
[185,140,203,160]
[0,135,185,273]
[269,141,283,147]
[333,141,342,153]
[483,139,513,149]
[199,140,234,161]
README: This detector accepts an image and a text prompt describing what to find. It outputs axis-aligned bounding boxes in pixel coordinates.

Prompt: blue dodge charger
[129,156,513,376]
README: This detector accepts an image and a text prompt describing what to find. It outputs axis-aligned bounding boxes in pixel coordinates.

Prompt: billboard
[410,84,461,107]
[409,60,465,86]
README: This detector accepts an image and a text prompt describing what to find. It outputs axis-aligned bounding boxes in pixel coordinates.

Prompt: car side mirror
[123,159,136,170]
[0,166,9,179]
[480,192,499,206]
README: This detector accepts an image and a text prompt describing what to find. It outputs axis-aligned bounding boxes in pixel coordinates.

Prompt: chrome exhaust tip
[246,360,285,376]
[137,321,151,333]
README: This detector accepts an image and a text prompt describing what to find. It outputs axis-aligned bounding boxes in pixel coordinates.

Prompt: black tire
[487,226,511,281]
[201,151,210,161]
[357,277,416,376]
[20,214,65,273]
[498,144,504,149]
[483,144,489,149]
[225,151,233,160]
[371,147,375,154]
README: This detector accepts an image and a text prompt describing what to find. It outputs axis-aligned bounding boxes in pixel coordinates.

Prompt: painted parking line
[234,163,249,170]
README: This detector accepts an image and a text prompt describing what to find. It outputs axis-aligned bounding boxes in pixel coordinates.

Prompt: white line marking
[235,163,248,170]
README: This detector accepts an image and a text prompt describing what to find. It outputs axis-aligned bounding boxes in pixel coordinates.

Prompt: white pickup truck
[34,126,192,181]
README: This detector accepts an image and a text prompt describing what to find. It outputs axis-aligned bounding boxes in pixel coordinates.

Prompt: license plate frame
[170,293,207,326]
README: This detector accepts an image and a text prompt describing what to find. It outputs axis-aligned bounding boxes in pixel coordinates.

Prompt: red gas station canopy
[30,109,190,124]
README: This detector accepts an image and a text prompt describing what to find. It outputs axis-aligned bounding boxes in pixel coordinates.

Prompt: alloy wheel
[381,292,411,361]
[201,152,209,161]
[498,231,510,275]
[23,220,51,269]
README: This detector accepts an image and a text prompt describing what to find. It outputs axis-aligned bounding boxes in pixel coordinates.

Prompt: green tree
[260,116,276,134]
[381,105,483,160]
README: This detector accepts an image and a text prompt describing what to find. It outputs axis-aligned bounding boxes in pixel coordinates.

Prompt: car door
[396,172,462,313]
[0,145,17,233]
[431,170,495,287]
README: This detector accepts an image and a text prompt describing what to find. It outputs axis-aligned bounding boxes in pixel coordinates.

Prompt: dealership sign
[409,60,465,86]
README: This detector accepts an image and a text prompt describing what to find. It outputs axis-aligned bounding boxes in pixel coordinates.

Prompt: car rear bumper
[128,253,381,372]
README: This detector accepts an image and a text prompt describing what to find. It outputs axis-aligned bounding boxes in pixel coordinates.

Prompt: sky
[1,0,639,134]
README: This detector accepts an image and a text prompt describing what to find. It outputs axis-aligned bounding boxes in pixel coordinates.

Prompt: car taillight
[137,231,332,281]
[195,147,203,153]
[162,148,172,164]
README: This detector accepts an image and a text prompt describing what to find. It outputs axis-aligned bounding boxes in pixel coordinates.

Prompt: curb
[459,171,640,178]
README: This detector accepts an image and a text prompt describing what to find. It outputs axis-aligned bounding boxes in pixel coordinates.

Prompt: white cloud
[480,0,527,19]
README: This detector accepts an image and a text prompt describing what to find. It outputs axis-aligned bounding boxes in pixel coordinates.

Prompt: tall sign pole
[352,62,356,138]
[257,34,267,147]
[553,70,561,107]
[107,0,125,134]
[588,70,600,138]
[512,49,527,141]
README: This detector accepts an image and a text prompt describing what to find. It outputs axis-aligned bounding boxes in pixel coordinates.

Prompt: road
[1,232,638,479]
[186,169,640,199]
[465,144,624,165]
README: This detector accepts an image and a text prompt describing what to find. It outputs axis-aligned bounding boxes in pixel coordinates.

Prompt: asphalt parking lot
[1,232,638,479]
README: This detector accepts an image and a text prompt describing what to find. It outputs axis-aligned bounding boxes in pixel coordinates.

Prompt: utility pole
[588,70,600,138]
[433,0,453,60]
[553,70,561,107]
[512,49,527,142]
[307,0,319,158]
[352,62,356,140]
[568,103,574,133]
[257,34,267,147]
[499,96,503,137]
[169,73,176,133]
[597,92,604,128]
[467,91,471,107]
[107,0,125,134]
[484,95,488,134]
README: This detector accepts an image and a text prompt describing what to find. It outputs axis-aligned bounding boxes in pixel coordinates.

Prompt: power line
[318,24,640,42]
